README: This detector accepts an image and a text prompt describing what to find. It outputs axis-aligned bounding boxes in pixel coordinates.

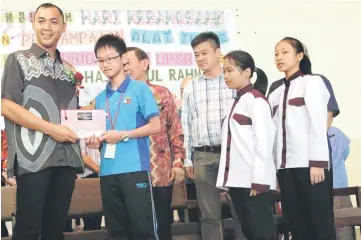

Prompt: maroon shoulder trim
[250,89,267,101]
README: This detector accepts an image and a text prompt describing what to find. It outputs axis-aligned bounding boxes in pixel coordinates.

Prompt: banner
[1,10,237,105]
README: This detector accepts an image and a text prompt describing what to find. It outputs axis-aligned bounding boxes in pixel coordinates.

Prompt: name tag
[104,143,116,159]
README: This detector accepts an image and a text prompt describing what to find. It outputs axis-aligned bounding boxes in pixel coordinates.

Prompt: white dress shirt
[268,72,330,169]
[216,84,277,192]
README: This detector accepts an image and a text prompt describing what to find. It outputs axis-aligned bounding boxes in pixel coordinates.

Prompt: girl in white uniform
[216,50,277,240]
[268,37,336,240]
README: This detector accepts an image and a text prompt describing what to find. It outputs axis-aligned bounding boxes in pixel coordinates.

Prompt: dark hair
[191,32,220,50]
[126,47,150,72]
[224,50,268,95]
[280,37,312,74]
[94,34,126,57]
[35,3,64,22]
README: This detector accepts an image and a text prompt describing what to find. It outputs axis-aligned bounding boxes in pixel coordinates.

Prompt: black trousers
[277,168,336,240]
[153,185,173,240]
[229,188,275,240]
[100,171,158,240]
[12,166,76,240]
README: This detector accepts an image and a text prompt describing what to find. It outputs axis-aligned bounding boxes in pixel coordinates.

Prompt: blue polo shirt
[95,76,159,176]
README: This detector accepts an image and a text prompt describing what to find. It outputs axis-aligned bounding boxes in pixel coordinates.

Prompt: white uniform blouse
[216,84,277,192]
[268,72,330,170]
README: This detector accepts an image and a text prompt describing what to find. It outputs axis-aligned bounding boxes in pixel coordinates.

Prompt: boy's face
[96,46,123,79]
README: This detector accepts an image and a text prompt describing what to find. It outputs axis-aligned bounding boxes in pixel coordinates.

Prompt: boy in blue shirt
[86,34,161,240]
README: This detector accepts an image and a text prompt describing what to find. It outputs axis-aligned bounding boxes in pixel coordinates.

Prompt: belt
[194,145,221,153]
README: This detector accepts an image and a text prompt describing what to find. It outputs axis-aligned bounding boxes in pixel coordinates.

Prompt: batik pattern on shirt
[147,81,185,187]
[1,43,84,177]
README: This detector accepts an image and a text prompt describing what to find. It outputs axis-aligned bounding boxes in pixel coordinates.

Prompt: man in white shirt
[181,32,234,240]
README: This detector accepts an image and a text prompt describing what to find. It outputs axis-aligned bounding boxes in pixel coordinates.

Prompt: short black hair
[191,32,220,50]
[126,47,150,72]
[94,34,126,57]
[35,3,64,22]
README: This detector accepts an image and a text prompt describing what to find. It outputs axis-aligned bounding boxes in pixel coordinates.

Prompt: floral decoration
[63,60,84,96]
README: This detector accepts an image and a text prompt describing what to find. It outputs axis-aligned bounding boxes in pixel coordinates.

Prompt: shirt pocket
[288,97,305,107]
[232,113,252,125]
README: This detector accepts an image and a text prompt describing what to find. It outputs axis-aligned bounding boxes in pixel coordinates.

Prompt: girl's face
[223,58,250,90]
[275,40,303,74]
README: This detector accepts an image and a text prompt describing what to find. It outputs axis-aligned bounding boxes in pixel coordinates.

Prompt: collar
[106,75,131,98]
[236,83,253,99]
[200,72,223,81]
[283,70,304,85]
[30,43,62,63]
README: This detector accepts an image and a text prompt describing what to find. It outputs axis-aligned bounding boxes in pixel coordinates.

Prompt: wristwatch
[122,135,130,142]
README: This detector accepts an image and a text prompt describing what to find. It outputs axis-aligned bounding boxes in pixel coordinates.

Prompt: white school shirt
[268,72,330,170]
[216,84,277,192]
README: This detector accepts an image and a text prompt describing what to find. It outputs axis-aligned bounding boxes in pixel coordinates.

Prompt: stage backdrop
[0,10,237,106]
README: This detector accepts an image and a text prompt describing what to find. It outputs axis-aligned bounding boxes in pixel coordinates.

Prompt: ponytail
[253,67,268,95]
[300,54,312,75]
[224,50,268,95]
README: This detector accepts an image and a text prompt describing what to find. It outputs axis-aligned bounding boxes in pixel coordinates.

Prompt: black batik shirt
[1,43,84,177]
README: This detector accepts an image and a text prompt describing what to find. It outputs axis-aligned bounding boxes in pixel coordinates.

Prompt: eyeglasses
[94,55,121,65]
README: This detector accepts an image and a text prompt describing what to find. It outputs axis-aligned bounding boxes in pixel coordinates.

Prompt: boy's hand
[99,130,124,144]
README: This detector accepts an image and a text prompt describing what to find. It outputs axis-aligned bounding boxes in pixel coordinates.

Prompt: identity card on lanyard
[104,92,123,159]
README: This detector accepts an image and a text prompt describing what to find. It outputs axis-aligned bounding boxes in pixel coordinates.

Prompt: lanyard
[105,92,124,130]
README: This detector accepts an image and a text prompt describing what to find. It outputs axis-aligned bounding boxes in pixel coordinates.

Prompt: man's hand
[99,130,124,144]
[310,167,325,185]
[170,167,185,184]
[48,124,79,143]
[6,177,16,186]
[86,135,101,149]
[249,189,258,197]
[185,166,194,180]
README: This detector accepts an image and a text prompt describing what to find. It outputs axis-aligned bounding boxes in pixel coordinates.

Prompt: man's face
[193,41,220,72]
[123,50,148,81]
[32,7,66,49]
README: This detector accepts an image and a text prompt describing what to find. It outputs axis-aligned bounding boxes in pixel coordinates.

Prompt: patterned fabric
[181,73,234,165]
[1,130,8,171]
[147,81,185,187]
[1,43,84,177]
[78,139,100,178]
